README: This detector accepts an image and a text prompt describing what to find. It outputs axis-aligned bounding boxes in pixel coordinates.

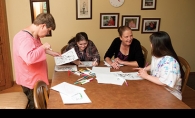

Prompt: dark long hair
[150,31,184,84]
[68,32,89,44]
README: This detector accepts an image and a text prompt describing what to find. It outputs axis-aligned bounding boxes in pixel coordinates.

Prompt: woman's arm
[138,68,165,86]
[104,38,120,60]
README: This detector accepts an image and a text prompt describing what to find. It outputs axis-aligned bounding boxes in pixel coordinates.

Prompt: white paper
[95,72,124,85]
[116,72,143,80]
[104,60,124,67]
[54,65,77,71]
[92,67,110,73]
[50,82,85,96]
[59,90,91,104]
[54,48,78,65]
[78,61,93,67]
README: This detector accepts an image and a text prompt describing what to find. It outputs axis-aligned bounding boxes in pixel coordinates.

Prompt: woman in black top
[104,26,145,69]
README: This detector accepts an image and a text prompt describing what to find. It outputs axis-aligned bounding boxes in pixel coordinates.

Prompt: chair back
[33,80,49,109]
[178,56,191,94]
[61,45,68,54]
[141,45,148,65]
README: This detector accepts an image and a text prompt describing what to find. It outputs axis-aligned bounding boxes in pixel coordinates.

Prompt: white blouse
[150,56,182,100]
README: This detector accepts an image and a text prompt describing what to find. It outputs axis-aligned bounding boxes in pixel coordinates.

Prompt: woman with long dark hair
[136,31,184,100]
[63,32,100,66]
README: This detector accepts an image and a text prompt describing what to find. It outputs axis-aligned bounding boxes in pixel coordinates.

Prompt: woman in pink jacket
[13,13,60,109]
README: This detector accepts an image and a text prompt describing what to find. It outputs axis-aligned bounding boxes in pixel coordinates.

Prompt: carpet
[187,72,195,90]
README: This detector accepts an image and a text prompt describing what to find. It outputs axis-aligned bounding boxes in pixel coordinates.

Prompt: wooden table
[47,62,190,109]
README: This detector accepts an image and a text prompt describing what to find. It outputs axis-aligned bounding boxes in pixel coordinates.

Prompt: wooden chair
[178,56,191,94]
[141,45,148,65]
[0,92,28,109]
[33,80,49,109]
[61,45,68,54]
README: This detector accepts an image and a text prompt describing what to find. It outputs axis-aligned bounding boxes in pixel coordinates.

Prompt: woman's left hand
[137,68,148,79]
[115,58,124,65]
[92,61,98,66]
[46,50,61,56]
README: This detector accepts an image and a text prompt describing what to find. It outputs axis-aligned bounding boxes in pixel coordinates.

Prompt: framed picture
[141,18,161,33]
[29,0,52,36]
[76,0,92,20]
[121,15,141,31]
[100,13,119,29]
[141,0,156,10]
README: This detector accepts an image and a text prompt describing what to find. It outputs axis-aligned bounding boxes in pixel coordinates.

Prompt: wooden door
[0,0,14,91]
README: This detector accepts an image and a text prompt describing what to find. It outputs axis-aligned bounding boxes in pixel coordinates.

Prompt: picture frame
[100,13,119,29]
[76,0,92,20]
[29,0,52,36]
[141,18,161,33]
[121,15,141,31]
[141,0,156,10]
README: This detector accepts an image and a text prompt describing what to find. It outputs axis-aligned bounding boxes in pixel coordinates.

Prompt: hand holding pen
[92,58,98,66]
[111,58,120,69]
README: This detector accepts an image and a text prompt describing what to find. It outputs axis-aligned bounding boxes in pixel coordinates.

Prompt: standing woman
[63,32,100,66]
[137,31,184,100]
[12,13,60,109]
[104,26,145,69]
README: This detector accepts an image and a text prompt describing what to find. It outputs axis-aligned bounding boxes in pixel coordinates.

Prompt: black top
[104,37,145,67]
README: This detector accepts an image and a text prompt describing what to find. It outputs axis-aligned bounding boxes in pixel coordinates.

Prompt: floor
[0,78,195,109]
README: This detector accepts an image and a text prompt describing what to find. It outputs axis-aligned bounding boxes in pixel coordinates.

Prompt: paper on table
[54,48,78,65]
[78,61,93,67]
[116,72,143,80]
[104,60,124,67]
[50,82,85,96]
[95,72,124,85]
[92,67,110,73]
[54,65,77,71]
[59,90,91,104]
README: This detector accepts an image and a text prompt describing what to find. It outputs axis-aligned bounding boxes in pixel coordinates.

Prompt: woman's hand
[114,57,124,65]
[73,60,82,65]
[46,50,61,57]
[92,58,98,66]
[111,61,120,69]
[137,68,148,79]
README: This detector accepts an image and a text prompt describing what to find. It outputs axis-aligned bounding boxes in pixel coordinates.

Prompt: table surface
[47,62,191,109]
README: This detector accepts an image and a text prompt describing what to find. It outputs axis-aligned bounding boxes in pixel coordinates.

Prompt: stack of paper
[54,65,77,71]
[95,72,125,85]
[91,66,143,85]
[50,82,91,104]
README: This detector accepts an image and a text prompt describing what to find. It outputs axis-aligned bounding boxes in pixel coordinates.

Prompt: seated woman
[136,31,184,100]
[63,32,100,66]
[104,26,145,69]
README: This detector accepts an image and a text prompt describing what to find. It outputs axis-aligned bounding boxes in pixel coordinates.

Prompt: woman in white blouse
[136,31,184,100]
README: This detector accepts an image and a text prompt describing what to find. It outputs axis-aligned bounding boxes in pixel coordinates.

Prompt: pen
[86,68,91,71]
[124,79,128,86]
[74,79,86,85]
[68,70,70,76]
[93,58,97,66]
[81,78,93,85]
[76,76,88,81]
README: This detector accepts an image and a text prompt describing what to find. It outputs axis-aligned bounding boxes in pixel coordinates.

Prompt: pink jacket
[13,30,49,89]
